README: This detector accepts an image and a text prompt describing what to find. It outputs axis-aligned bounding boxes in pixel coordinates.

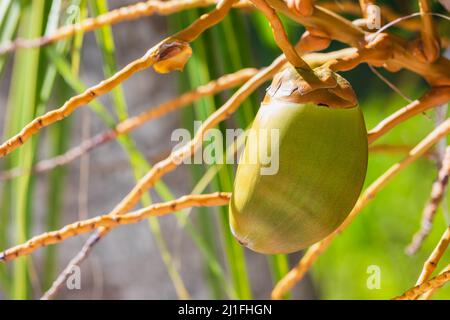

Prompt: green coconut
[229,65,368,254]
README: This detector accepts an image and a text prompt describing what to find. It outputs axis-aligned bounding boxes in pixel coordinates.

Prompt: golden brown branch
[249,0,312,71]
[367,87,450,144]
[0,193,231,262]
[394,269,450,300]
[418,0,441,62]
[173,0,235,43]
[358,0,375,18]
[0,0,250,55]
[286,0,314,16]
[0,0,237,159]
[369,144,437,161]
[296,29,331,53]
[369,144,414,155]
[271,118,450,299]
[421,264,450,300]
[406,148,450,255]
[414,227,450,288]
[321,1,421,32]
[115,68,257,134]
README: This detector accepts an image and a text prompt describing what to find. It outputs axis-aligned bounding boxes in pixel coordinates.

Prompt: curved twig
[0,0,250,55]
[40,230,104,300]
[421,264,450,300]
[249,0,312,70]
[414,227,450,288]
[418,0,441,62]
[321,1,421,32]
[394,269,450,300]
[0,193,231,262]
[367,87,450,144]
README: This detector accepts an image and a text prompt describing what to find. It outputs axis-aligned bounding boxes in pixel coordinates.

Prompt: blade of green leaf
[0,0,20,74]
[5,0,47,299]
[42,0,84,290]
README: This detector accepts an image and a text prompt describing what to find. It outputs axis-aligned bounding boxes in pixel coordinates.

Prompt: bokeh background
[0,0,449,299]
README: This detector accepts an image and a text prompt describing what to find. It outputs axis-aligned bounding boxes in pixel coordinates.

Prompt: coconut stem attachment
[249,0,326,88]
[249,0,347,95]
[265,64,358,109]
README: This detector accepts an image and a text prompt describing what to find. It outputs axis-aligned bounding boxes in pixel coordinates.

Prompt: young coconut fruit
[229,65,368,254]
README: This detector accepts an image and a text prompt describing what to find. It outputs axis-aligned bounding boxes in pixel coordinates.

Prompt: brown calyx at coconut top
[263,64,358,109]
